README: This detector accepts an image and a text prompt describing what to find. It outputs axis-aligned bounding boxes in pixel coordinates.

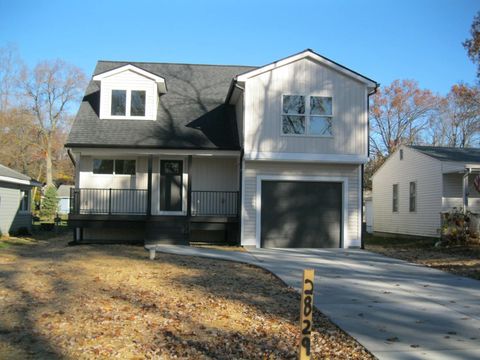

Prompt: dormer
[93,64,166,121]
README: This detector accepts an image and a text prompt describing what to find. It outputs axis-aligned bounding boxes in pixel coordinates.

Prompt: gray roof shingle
[66,61,257,150]
[0,164,34,181]
[410,145,480,163]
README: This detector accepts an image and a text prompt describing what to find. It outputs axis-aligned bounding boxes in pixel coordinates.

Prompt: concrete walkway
[147,245,480,360]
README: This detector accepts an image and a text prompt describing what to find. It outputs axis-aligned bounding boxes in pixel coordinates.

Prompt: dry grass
[365,235,480,280]
[0,234,372,359]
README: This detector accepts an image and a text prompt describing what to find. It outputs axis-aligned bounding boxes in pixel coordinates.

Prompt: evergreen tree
[40,186,58,221]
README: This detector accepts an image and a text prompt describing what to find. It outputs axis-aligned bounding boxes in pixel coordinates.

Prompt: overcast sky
[0,0,478,95]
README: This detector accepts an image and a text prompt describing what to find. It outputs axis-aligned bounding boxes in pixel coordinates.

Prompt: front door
[160,160,183,212]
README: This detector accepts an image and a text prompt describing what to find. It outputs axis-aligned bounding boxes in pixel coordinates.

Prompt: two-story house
[66,49,377,248]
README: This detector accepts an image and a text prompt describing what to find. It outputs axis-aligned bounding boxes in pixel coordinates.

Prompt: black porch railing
[70,188,148,215]
[191,191,239,217]
[70,188,240,217]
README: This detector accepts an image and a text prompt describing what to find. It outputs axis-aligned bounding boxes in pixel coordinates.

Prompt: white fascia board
[0,176,41,187]
[236,50,377,89]
[69,147,241,158]
[93,64,167,93]
[244,152,368,164]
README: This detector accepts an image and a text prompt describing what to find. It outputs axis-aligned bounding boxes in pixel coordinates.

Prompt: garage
[260,180,342,248]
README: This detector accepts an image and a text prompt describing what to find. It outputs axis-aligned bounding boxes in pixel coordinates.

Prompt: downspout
[67,149,76,167]
[463,167,471,214]
[361,84,379,249]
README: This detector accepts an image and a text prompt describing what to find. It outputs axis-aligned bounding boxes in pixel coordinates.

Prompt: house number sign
[299,269,315,360]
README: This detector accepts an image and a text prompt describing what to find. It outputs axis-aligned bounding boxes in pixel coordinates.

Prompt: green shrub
[40,186,59,221]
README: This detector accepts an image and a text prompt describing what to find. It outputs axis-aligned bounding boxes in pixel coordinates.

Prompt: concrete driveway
[148,246,480,359]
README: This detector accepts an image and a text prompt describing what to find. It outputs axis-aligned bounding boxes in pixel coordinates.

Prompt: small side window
[400,149,404,160]
[409,181,416,212]
[392,184,398,212]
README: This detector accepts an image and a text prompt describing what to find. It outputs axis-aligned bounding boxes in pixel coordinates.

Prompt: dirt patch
[365,235,480,280]
[0,234,372,359]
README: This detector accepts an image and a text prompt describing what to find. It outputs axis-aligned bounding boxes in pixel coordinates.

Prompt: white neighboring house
[66,49,377,248]
[371,145,480,238]
[57,185,74,215]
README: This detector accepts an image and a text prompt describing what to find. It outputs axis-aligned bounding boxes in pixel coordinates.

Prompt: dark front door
[160,160,183,212]
[261,181,342,248]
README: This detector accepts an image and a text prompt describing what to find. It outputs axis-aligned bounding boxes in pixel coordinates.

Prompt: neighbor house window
[400,149,404,160]
[110,89,146,117]
[20,190,29,212]
[392,184,398,212]
[282,95,332,136]
[93,159,135,175]
[409,181,416,212]
[111,90,126,116]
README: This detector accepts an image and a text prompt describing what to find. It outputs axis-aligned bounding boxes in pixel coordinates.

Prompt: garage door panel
[261,181,342,248]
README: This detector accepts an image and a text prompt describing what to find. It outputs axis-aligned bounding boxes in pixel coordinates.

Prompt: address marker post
[299,269,315,360]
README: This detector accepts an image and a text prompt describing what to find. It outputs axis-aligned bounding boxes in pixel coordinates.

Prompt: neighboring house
[0,164,41,235]
[57,185,74,214]
[66,49,377,248]
[364,190,373,234]
[372,145,480,238]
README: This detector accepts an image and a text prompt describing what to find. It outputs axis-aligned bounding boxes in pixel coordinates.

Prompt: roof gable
[409,145,480,163]
[93,64,167,93]
[235,49,378,89]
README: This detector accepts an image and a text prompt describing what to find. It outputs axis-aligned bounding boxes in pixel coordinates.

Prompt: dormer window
[93,64,166,121]
[110,89,146,117]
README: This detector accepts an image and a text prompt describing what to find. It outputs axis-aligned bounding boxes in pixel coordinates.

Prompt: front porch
[68,151,241,245]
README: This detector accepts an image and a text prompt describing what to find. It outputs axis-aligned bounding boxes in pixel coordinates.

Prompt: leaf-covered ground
[0,235,373,359]
[365,235,480,280]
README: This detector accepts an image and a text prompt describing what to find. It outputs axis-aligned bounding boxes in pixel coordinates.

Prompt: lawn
[0,234,372,359]
[365,234,480,280]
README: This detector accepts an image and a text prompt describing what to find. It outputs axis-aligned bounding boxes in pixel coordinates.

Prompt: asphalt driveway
[148,246,480,359]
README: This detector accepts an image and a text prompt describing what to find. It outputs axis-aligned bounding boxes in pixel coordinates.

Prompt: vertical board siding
[242,161,360,248]
[372,147,442,237]
[0,185,32,235]
[244,58,367,156]
[190,157,239,191]
[99,70,158,120]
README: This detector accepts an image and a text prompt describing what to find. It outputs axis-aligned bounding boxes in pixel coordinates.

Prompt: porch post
[187,155,192,217]
[463,168,471,214]
[147,155,153,217]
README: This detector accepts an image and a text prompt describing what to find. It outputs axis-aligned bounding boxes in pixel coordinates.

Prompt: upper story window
[282,95,333,136]
[93,159,136,175]
[110,90,146,117]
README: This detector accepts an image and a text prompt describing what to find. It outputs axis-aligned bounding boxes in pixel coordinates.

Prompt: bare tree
[21,59,86,186]
[369,79,441,156]
[0,43,23,112]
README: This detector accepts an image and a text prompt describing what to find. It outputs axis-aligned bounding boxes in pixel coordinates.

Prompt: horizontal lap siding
[242,162,360,248]
[0,185,31,235]
[244,58,367,156]
[372,147,442,238]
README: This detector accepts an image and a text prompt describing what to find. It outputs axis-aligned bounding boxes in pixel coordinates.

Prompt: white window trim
[92,159,137,176]
[409,180,417,213]
[392,183,399,213]
[280,94,333,138]
[19,189,30,214]
[110,89,148,119]
[255,175,349,248]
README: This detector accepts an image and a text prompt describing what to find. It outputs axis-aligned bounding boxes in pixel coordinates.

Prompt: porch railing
[191,191,239,217]
[70,188,240,217]
[70,188,148,215]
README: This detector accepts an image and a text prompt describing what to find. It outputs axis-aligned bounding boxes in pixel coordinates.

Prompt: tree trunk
[46,138,53,186]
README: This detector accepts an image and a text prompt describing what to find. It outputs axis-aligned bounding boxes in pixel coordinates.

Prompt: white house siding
[442,173,480,212]
[242,161,361,248]
[190,157,239,191]
[372,147,443,238]
[0,183,32,235]
[243,58,368,156]
[98,70,158,120]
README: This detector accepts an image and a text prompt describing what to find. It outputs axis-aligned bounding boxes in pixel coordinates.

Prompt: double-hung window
[282,95,333,136]
[409,181,416,212]
[111,90,146,117]
[93,159,136,175]
[392,184,398,212]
